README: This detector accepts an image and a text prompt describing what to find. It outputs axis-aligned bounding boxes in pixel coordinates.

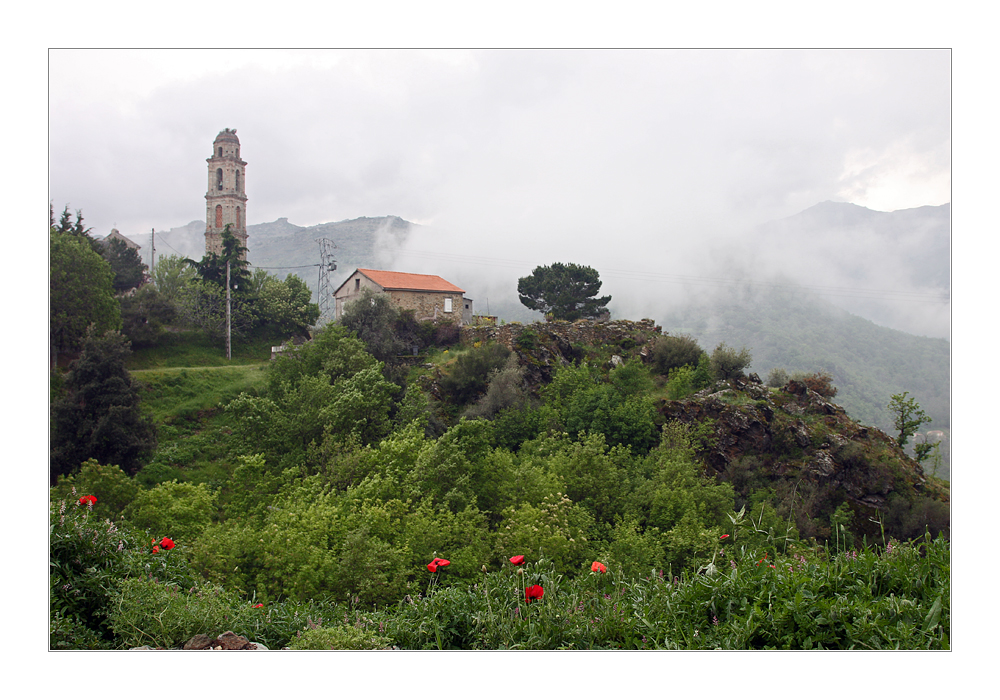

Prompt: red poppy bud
[720,534,729,539]
[510,555,525,566]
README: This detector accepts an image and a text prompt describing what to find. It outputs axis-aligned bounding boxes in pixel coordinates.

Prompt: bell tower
[205,128,248,259]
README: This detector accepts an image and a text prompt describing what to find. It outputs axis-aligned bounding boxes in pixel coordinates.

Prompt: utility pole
[150,228,156,282]
[226,260,232,360]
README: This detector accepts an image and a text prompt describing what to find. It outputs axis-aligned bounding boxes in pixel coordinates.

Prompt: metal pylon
[316,238,338,324]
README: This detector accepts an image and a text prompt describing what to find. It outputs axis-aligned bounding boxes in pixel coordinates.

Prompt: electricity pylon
[316,238,338,325]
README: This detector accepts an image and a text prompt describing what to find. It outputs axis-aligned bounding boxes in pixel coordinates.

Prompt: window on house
[355,279,360,291]
[444,298,453,313]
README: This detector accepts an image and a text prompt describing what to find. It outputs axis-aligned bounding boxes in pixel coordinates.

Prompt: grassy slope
[128,331,270,487]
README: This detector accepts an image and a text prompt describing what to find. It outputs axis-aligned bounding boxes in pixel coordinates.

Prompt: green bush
[109,577,252,648]
[125,479,217,542]
[710,342,753,381]
[440,343,511,405]
[287,625,393,650]
[651,334,703,376]
[51,459,143,521]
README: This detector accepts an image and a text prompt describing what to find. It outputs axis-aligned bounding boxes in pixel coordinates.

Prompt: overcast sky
[49,49,950,243]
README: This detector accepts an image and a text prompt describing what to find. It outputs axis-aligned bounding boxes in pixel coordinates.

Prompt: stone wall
[460,318,663,352]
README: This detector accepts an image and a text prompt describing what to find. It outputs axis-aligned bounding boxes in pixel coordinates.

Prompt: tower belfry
[205,128,248,259]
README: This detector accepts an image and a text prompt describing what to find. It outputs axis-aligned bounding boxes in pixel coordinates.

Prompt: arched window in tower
[215,205,223,229]
[236,207,242,229]
[216,168,223,190]
[235,170,240,192]
[218,147,223,157]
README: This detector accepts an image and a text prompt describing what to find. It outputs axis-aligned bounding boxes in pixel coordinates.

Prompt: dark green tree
[101,237,147,293]
[119,285,176,348]
[50,230,121,366]
[50,329,157,483]
[185,225,249,290]
[517,262,611,321]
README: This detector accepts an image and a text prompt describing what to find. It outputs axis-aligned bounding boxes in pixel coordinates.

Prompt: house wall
[388,289,464,323]
[333,271,467,324]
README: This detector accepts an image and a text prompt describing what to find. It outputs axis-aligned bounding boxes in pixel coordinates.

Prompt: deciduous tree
[50,230,121,366]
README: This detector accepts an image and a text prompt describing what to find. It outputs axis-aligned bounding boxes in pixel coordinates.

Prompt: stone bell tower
[204,128,248,259]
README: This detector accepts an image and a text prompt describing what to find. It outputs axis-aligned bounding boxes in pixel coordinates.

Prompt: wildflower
[151,545,160,553]
[712,615,719,626]
[253,603,264,609]
[509,555,525,566]
[720,534,729,540]
[730,559,736,570]
[79,495,97,507]
[427,557,451,572]
[159,537,176,550]
[525,585,544,602]
[591,561,607,573]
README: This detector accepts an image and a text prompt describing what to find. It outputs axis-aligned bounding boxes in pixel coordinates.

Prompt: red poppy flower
[252,603,264,609]
[510,555,525,566]
[720,534,729,540]
[591,561,607,573]
[78,495,97,506]
[151,545,160,553]
[159,537,176,550]
[525,585,544,602]
[427,557,451,572]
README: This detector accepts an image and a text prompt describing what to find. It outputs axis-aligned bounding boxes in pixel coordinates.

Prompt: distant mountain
[136,215,416,294]
[748,202,950,338]
[659,284,949,459]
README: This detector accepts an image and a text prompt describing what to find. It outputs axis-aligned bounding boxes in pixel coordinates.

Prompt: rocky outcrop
[658,374,949,543]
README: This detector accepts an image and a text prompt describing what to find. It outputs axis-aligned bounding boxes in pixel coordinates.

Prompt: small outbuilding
[334,268,473,325]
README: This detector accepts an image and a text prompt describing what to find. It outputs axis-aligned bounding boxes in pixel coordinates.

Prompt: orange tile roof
[358,268,465,294]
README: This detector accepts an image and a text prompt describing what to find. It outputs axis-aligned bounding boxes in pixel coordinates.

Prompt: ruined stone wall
[460,318,663,351]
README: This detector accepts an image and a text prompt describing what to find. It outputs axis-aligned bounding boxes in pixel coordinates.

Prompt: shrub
[802,371,838,398]
[288,625,393,650]
[710,342,753,381]
[464,353,527,419]
[765,368,789,388]
[124,479,217,542]
[440,343,511,405]
[650,334,703,376]
[108,577,252,649]
[51,459,143,521]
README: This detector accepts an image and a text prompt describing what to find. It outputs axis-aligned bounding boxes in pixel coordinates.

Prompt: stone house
[334,268,473,325]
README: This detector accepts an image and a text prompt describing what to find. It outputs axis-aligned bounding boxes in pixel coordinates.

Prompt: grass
[128,330,277,370]
[133,363,268,488]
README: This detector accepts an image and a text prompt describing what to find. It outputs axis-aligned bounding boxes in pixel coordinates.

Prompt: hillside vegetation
[50,313,949,650]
